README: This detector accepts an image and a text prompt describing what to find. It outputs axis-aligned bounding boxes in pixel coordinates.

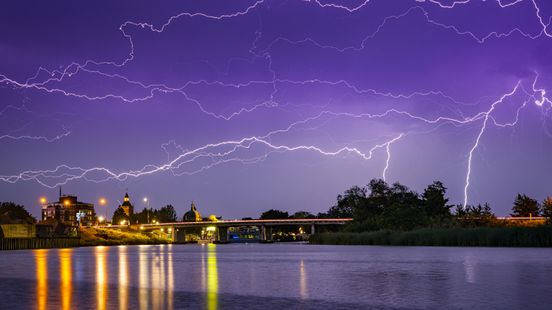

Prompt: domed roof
[183,202,202,222]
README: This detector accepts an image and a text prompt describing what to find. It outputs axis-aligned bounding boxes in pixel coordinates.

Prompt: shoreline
[309,226,552,247]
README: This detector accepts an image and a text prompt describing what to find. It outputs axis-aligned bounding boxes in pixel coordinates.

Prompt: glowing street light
[143,197,150,224]
[120,220,126,225]
[39,197,47,204]
[98,216,105,223]
[99,198,108,224]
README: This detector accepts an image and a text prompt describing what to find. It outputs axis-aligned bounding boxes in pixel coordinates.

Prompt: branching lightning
[0,0,551,209]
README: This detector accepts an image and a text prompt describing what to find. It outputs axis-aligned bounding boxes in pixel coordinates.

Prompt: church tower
[119,193,134,218]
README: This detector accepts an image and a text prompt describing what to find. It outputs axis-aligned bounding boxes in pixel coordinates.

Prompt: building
[41,190,95,226]
[118,193,134,218]
[183,202,202,222]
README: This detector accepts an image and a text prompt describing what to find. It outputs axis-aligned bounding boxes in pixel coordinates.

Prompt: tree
[112,207,130,225]
[454,203,496,227]
[291,211,315,219]
[511,194,540,217]
[541,196,552,224]
[260,209,289,219]
[422,181,452,223]
[158,205,177,222]
[379,182,426,230]
[0,202,36,224]
[328,185,368,219]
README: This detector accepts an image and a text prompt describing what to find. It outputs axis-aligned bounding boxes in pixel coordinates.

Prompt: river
[0,244,551,309]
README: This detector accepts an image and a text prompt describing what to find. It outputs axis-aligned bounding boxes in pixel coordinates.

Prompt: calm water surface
[0,244,551,309]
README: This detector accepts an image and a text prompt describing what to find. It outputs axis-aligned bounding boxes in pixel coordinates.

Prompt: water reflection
[206,244,219,310]
[167,245,174,310]
[139,245,149,310]
[95,246,108,310]
[59,249,73,310]
[463,255,476,284]
[300,259,308,299]
[35,250,48,310]
[118,246,128,310]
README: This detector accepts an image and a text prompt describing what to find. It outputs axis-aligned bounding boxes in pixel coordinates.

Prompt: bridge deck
[107,218,352,229]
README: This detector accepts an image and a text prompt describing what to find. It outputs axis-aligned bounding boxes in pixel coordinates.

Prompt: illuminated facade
[183,202,202,222]
[118,193,134,218]
[41,192,96,226]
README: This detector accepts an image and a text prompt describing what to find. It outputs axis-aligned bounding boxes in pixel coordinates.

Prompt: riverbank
[309,226,552,247]
[79,227,170,246]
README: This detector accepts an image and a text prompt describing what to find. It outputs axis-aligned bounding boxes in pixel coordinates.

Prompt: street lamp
[39,197,47,204]
[98,216,105,224]
[143,197,150,224]
[99,198,107,224]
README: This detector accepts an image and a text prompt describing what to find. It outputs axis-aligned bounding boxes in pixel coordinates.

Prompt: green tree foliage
[112,207,130,225]
[0,202,36,224]
[541,197,552,224]
[260,209,289,219]
[511,194,540,217]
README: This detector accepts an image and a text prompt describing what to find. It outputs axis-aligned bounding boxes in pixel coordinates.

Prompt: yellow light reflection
[139,245,149,310]
[151,247,162,309]
[59,249,73,310]
[206,244,219,310]
[35,250,48,310]
[118,246,128,310]
[300,259,308,300]
[96,246,108,310]
[167,245,174,310]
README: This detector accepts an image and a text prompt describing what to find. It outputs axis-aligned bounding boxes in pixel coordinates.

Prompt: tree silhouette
[158,205,177,222]
[542,196,552,224]
[511,194,540,217]
[422,181,452,223]
[112,207,129,225]
[260,209,289,219]
[0,202,36,224]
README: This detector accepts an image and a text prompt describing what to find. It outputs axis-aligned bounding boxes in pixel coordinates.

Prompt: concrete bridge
[109,218,352,242]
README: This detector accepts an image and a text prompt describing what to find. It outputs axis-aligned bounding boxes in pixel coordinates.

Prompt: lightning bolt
[0,0,550,211]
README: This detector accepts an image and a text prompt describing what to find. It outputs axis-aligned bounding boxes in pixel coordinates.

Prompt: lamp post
[39,197,47,221]
[99,198,107,224]
[143,197,150,224]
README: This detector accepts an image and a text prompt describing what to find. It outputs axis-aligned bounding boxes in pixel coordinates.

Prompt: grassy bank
[79,227,170,246]
[309,226,552,247]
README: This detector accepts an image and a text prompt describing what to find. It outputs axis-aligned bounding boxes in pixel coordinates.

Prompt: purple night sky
[1,0,552,219]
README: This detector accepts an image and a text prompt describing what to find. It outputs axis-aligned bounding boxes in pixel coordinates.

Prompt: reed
[309,226,552,247]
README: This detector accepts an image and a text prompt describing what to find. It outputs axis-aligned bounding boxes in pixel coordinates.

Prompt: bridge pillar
[174,228,186,243]
[260,225,273,242]
[217,226,228,242]
[310,224,315,235]
[260,225,266,241]
[260,225,272,241]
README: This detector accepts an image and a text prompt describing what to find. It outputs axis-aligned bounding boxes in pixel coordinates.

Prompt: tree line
[112,205,178,225]
[259,179,552,232]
